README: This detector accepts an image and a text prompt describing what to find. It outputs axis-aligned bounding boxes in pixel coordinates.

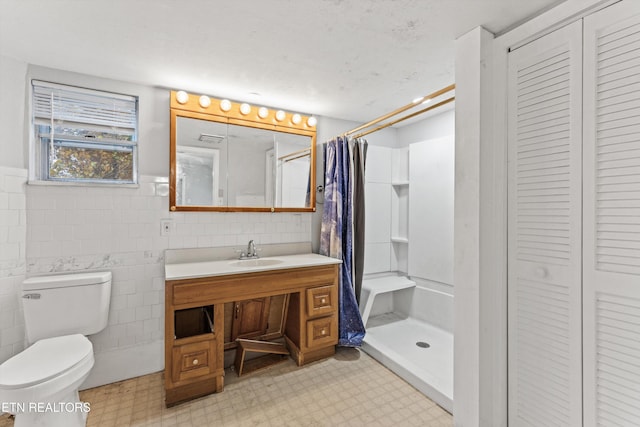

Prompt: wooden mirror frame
[169,90,317,212]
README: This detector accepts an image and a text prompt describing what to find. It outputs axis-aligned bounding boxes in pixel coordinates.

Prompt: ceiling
[0,0,563,124]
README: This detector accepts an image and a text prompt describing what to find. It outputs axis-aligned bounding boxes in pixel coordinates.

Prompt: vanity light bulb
[291,113,302,125]
[220,99,232,112]
[176,91,189,104]
[258,107,269,118]
[240,103,251,115]
[199,95,211,108]
[307,116,317,127]
[275,110,286,122]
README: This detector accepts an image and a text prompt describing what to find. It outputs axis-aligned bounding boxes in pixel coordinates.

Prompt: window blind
[32,80,137,136]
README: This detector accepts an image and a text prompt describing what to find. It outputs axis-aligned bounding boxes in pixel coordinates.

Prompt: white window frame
[30,80,139,186]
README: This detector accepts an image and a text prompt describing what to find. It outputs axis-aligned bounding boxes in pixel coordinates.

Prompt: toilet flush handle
[22,293,41,299]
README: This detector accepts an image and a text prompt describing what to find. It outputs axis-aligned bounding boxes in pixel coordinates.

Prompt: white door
[507,20,583,426]
[583,2,640,425]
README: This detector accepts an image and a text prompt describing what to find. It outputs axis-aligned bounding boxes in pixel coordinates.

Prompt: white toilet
[0,271,111,427]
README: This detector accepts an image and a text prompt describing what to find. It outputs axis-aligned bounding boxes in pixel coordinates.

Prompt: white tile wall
[24,175,311,349]
[0,167,27,363]
[3,174,312,382]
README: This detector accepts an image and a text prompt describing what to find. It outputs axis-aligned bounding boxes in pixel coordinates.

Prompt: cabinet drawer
[172,340,217,383]
[306,285,337,318]
[306,315,338,349]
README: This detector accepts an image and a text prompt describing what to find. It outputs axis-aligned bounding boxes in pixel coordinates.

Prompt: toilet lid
[0,334,92,389]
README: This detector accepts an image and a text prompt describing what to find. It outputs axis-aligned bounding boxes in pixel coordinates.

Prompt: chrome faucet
[236,240,259,259]
[246,240,258,258]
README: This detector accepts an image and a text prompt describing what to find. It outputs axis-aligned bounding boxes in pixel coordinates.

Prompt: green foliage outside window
[49,144,134,181]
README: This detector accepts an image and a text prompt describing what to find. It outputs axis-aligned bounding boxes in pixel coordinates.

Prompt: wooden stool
[234,339,290,377]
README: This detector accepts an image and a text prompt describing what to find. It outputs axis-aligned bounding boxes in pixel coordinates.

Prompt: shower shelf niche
[390,237,409,244]
[391,147,409,273]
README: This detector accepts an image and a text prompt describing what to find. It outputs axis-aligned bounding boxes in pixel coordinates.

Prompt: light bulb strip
[170,90,316,131]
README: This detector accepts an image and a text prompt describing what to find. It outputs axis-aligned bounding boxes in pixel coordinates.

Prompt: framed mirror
[169,91,316,212]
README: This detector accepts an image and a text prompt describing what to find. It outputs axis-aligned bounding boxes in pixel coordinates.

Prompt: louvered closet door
[583,2,640,426]
[507,20,583,427]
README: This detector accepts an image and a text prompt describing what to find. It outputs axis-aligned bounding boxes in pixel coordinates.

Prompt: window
[32,80,138,185]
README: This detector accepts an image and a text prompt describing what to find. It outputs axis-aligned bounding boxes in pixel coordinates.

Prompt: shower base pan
[362,313,453,413]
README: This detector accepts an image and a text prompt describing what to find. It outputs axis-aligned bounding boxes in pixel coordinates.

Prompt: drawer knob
[321,329,326,335]
[321,298,327,304]
[192,359,199,365]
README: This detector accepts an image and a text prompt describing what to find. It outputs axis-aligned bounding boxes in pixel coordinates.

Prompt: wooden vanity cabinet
[164,264,339,406]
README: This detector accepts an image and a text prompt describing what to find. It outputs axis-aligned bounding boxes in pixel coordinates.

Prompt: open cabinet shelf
[391,147,409,273]
[174,306,214,339]
[391,237,409,244]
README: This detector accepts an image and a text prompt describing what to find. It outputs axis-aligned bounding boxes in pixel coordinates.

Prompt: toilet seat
[0,334,92,390]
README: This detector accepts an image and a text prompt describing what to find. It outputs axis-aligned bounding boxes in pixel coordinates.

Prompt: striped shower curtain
[320,136,367,347]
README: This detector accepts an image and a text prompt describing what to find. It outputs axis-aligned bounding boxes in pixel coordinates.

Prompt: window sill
[28,180,139,189]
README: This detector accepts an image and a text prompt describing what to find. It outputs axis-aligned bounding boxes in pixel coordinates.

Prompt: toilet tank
[22,271,112,344]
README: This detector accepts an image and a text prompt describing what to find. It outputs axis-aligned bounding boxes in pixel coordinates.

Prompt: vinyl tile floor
[0,348,452,426]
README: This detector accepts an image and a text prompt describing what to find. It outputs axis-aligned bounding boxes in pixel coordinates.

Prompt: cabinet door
[507,20,583,426]
[231,297,271,340]
[583,2,640,426]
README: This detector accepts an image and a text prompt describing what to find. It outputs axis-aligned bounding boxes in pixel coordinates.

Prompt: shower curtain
[320,136,367,347]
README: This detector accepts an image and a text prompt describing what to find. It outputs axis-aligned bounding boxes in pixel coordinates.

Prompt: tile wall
[0,167,27,363]
[1,173,311,386]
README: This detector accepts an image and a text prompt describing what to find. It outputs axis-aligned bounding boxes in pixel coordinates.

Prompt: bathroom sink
[229,258,284,268]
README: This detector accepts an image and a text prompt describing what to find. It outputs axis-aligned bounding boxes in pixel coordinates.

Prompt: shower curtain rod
[282,153,310,163]
[278,147,311,161]
[345,83,455,138]
[353,96,455,139]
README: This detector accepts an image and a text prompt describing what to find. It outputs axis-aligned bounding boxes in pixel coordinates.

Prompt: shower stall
[361,133,454,412]
[360,276,453,412]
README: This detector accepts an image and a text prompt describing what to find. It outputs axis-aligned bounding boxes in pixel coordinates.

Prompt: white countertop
[165,253,342,281]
